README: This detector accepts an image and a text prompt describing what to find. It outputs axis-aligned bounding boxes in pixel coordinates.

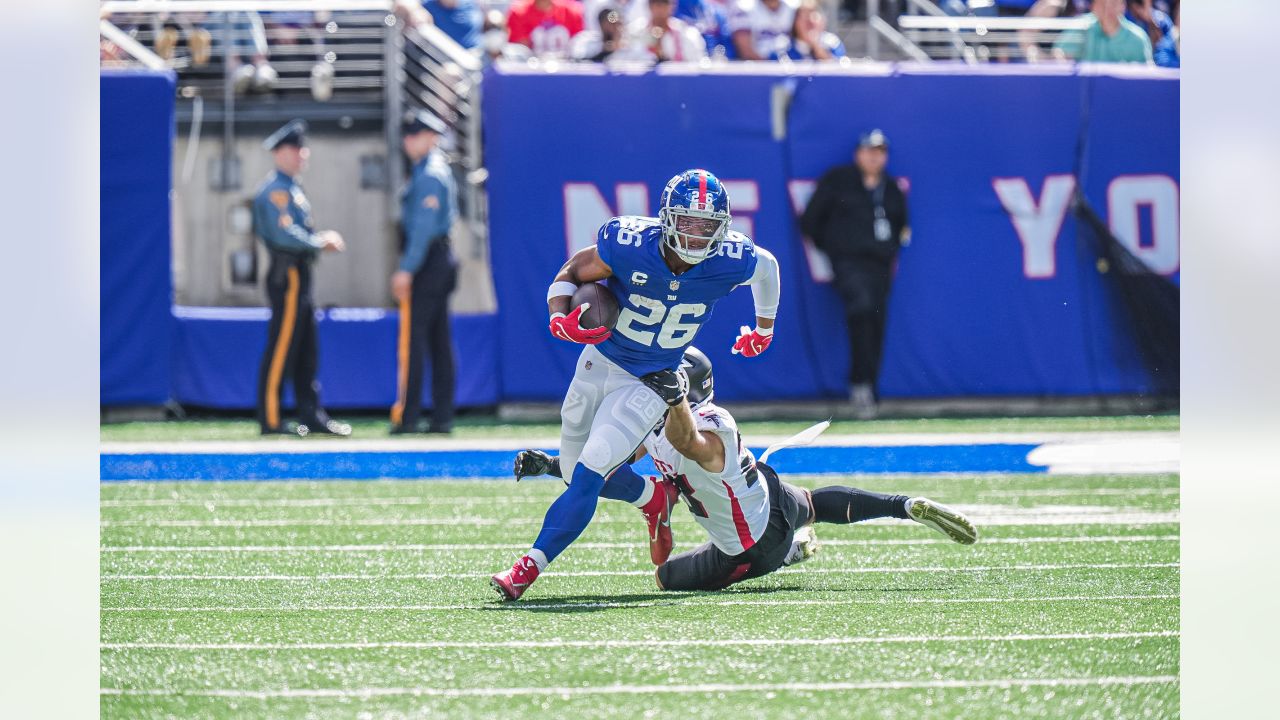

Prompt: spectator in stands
[676,0,733,59]
[424,0,484,49]
[619,0,708,62]
[1051,0,1151,63]
[507,0,586,59]
[800,129,910,420]
[728,0,797,61]
[786,0,844,60]
[391,111,459,436]
[584,0,650,35]
[994,0,1039,16]
[572,7,628,61]
[1125,0,1177,67]
[481,10,534,64]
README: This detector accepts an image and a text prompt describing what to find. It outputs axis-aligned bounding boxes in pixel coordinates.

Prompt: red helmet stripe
[697,172,707,206]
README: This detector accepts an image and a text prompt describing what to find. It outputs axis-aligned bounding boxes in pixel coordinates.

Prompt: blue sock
[532,463,606,564]
[598,463,646,504]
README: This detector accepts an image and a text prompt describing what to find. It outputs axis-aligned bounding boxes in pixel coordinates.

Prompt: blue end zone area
[100,444,1043,481]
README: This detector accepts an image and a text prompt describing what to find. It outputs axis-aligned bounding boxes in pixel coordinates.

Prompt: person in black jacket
[799,129,910,419]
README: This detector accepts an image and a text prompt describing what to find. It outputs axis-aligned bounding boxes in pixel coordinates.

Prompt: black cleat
[306,419,352,436]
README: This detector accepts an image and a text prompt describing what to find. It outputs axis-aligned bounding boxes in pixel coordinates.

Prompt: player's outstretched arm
[662,397,726,473]
[547,247,614,344]
[513,445,647,482]
[732,246,780,357]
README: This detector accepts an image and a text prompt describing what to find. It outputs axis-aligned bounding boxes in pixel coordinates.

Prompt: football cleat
[907,498,978,545]
[640,478,679,565]
[783,525,820,567]
[490,555,541,602]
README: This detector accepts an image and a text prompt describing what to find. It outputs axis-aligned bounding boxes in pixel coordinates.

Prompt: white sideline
[99,675,1179,698]
[98,486,1181,507]
[98,510,1180,528]
[101,630,1179,651]
[99,534,1179,553]
[99,561,1179,581]
[100,430,1178,454]
[101,593,1179,613]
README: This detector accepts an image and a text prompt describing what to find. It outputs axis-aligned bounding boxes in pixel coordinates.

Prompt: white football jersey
[644,402,770,555]
[727,0,796,59]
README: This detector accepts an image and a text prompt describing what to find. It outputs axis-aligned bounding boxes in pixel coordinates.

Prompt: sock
[531,463,606,564]
[526,548,548,571]
[812,486,911,524]
[598,463,648,505]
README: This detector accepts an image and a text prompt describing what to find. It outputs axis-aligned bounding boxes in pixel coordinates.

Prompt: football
[570,282,620,331]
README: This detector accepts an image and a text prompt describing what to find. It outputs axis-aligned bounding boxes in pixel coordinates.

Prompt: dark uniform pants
[831,256,894,389]
[392,238,458,430]
[657,464,814,592]
[257,255,321,431]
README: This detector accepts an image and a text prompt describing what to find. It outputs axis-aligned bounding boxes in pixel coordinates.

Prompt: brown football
[570,282,621,331]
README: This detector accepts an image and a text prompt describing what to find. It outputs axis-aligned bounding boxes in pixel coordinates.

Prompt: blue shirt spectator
[423,0,483,49]
[676,0,733,58]
[784,0,844,60]
[1125,0,1178,67]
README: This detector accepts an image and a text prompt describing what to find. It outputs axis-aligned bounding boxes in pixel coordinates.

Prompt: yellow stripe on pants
[390,295,411,425]
[264,267,300,429]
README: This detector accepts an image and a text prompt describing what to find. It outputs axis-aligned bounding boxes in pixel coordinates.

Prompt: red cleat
[491,555,540,602]
[640,478,679,565]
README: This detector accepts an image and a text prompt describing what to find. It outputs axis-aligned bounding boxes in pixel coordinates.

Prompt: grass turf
[100,413,1179,443]
[101,472,1179,718]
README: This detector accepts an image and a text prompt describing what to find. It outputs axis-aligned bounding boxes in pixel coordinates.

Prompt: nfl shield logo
[585,361,593,370]
[669,280,680,291]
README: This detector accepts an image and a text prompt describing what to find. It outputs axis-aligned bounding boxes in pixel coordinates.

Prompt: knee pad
[579,433,616,476]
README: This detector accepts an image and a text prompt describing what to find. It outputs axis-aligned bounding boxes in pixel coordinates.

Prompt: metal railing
[897,14,1092,63]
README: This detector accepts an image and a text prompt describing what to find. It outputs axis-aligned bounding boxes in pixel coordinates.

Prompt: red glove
[549,304,611,345]
[731,325,773,357]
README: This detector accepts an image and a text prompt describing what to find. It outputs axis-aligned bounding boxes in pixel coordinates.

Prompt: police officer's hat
[858,129,889,149]
[402,109,448,136]
[263,119,308,151]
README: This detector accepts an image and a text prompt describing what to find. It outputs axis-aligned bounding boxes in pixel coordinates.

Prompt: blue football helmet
[658,169,732,264]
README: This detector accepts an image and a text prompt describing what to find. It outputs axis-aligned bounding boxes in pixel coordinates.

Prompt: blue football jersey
[595,215,759,376]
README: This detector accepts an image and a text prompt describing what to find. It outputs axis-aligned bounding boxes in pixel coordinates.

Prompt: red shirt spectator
[507,0,585,58]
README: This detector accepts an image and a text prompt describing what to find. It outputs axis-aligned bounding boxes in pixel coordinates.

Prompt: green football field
[101,468,1179,719]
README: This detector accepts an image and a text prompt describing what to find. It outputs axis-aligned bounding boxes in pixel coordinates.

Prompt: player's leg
[810,484,977,545]
[655,541,743,592]
[557,346,609,475]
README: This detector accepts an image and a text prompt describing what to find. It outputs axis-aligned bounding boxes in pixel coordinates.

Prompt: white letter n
[993,174,1076,279]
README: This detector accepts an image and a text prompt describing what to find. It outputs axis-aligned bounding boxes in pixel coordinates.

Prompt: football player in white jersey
[515,346,978,591]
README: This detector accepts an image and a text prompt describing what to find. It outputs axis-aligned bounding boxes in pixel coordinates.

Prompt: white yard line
[102,630,1179,651]
[99,675,1179,698]
[100,431,1178,454]
[97,511,1181,528]
[100,593,1179,613]
[98,486,1181,508]
[99,561,1179,581]
[99,534,1177,553]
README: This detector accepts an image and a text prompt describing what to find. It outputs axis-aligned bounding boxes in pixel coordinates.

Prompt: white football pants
[559,344,667,479]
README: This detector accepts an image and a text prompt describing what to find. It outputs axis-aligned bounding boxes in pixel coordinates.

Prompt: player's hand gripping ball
[549,284,619,344]
[731,325,773,357]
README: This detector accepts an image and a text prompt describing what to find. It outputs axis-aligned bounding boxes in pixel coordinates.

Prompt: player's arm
[514,444,646,481]
[663,396,726,473]
[732,246,780,357]
[546,246,614,344]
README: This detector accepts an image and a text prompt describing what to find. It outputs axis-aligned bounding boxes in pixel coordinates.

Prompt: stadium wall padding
[101,70,176,405]
[483,64,1179,401]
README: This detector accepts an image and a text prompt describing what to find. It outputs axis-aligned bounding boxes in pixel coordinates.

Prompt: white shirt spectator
[728,0,796,60]
[619,15,708,62]
[583,0,650,34]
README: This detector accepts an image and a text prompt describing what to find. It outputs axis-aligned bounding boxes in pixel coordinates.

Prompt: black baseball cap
[858,129,889,149]
[402,109,448,136]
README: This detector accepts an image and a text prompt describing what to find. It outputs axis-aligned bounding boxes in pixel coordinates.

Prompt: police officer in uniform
[800,129,910,420]
[389,111,459,434]
[252,119,352,436]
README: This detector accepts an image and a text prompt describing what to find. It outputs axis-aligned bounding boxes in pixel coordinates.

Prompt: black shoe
[390,420,427,435]
[304,418,352,436]
[262,421,309,437]
[426,425,453,435]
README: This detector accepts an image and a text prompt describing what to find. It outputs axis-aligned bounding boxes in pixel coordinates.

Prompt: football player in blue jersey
[491,169,783,601]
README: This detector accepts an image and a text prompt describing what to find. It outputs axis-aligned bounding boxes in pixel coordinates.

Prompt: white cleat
[783,525,820,566]
[907,498,978,545]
